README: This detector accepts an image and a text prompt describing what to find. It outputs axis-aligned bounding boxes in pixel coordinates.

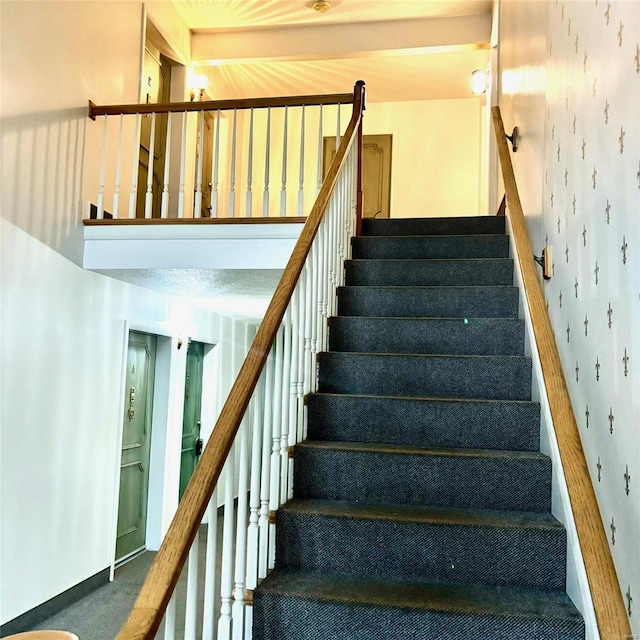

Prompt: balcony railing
[87,90,358,222]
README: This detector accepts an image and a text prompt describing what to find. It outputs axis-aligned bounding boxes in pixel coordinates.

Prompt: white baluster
[336,103,342,147]
[229,108,238,217]
[246,108,254,218]
[280,106,288,217]
[309,242,320,394]
[320,218,331,351]
[288,286,301,500]
[194,109,205,218]
[212,109,221,218]
[232,415,250,640]
[258,349,274,581]
[218,451,236,640]
[202,489,219,640]
[184,530,199,640]
[268,327,284,569]
[128,113,141,218]
[303,259,315,420]
[178,111,188,218]
[327,201,336,318]
[280,308,292,504]
[112,114,124,218]
[164,593,177,640]
[296,275,307,444]
[144,112,157,219]
[262,107,271,217]
[316,104,324,194]
[97,116,108,219]
[246,374,264,591]
[316,219,326,353]
[298,105,306,217]
[161,113,172,218]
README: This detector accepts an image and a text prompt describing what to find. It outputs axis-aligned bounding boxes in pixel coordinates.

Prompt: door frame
[108,321,178,578]
[108,321,218,578]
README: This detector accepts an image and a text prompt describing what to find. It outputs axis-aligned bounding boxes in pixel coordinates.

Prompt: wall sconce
[471,69,488,95]
[189,73,209,102]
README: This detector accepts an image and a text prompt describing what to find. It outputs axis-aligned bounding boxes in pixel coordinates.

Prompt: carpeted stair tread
[318,351,532,400]
[352,233,510,259]
[338,285,520,318]
[279,499,562,531]
[362,216,505,237]
[294,441,552,512]
[306,393,541,451]
[328,316,525,356]
[277,500,566,590]
[255,569,585,637]
[344,258,514,286]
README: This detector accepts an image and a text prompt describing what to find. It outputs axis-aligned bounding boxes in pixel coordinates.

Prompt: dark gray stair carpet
[276,500,567,591]
[351,233,510,259]
[318,352,532,400]
[254,215,583,639]
[253,570,585,640]
[294,441,552,512]
[328,316,525,356]
[337,285,520,318]
[362,216,505,236]
[306,393,541,451]
[344,258,514,287]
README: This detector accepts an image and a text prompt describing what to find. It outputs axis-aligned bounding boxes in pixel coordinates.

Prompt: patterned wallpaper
[501,0,639,634]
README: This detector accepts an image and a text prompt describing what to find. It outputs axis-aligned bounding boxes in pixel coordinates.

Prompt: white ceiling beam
[191,14,491,66]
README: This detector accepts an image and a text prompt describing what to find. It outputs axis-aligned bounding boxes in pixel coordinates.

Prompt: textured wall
[500,0,639,633]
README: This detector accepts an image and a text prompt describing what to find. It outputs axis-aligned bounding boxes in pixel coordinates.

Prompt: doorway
[179,341,204,499]
[323,134,393,219]
[136,45,172,218]
[115,331,157,562]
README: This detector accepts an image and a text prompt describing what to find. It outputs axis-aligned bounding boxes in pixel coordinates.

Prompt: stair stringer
[506,214,599,640]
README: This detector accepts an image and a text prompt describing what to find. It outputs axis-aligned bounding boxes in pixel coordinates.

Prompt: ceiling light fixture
[312,0,331,13]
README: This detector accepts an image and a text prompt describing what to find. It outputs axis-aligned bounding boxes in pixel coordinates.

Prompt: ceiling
[169,0,493,102]
[130,1,494,321]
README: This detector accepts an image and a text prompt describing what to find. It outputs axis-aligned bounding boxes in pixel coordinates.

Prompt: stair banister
[491,105,631,640]
[114,80,365,640]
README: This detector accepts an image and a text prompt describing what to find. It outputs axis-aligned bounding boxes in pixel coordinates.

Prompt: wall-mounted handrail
[491,105,632,640]
[88,93,355,120]
[115,80,365,640]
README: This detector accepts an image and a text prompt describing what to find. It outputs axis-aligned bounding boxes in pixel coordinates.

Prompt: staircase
[253,216,585,639]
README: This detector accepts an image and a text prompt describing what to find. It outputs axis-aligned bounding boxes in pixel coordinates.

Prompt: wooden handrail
[89,92,354,120]
[491,106,631,640]
[115,80,365,640]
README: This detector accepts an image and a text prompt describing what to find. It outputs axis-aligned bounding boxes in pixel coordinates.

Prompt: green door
[115,331,156,562]
[179,341,204,500]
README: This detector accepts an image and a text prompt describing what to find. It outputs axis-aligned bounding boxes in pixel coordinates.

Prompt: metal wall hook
[506,126,520,152]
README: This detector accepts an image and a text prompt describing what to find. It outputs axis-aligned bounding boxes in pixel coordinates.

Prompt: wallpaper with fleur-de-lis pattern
[500,0,639,633]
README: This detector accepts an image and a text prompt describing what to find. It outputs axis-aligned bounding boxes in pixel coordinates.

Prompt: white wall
[0,1,253,625]
[364,98,486,217]
[499,0,639,634]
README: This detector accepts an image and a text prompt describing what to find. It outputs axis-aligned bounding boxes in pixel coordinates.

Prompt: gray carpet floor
[30,518,224,640]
